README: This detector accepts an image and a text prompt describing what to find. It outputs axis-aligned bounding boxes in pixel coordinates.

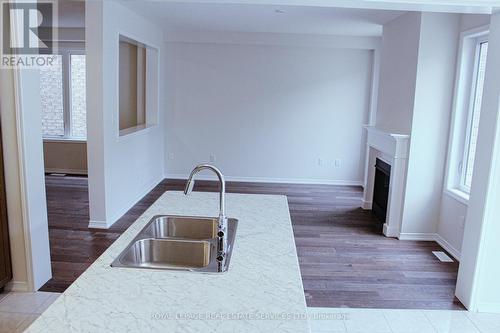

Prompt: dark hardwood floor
[40,175,464,310]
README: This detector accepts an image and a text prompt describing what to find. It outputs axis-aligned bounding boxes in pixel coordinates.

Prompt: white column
[456,10,500,313]
[86,0,109,227]
[385,152,408,237]
[14,68,52,290]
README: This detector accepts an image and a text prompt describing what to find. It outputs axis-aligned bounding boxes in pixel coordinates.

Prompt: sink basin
[119,238,212,269]
[142,216,218,239]
[111,215,238,273]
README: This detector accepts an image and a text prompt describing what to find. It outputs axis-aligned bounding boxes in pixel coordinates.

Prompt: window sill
[444,188,470,205]
[43,138,86,144]
[118,124,157,140]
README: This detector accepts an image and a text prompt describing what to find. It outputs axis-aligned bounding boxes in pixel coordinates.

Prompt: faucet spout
[184,177,196,196]
[184,164,228,269]
[184,164,226,219]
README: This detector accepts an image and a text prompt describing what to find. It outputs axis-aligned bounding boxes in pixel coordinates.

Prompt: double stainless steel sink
[111,215,238,273]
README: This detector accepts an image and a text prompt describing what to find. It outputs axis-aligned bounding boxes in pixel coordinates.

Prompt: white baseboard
[88,176,164,229]
[383,223,400,238]
[362,200,372,210]
[5,280,29,292]
[476,303,500,314]
[88,220,111,229]
[45,168,87,175]
[398,232,437,241]
[434,234,461,261]
[109,176,164,223]
[165,173,363,187]
[398,232,461,262]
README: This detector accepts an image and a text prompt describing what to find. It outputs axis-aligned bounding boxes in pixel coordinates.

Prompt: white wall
[436,14,491,258]
[437,195,467,257]
[0,66,51,292]
[375,12,421,134]
[459,14,491,31]
[14,69,52,290]
[400,13,460,235]
[86,0,165,228]
[164,41,375,184]
[373,12,461,238]
[456,10,500,313]
[0,69,29,291]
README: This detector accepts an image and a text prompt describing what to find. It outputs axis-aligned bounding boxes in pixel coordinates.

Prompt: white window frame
[459,37,488,193]
[42,42,86,142]
[444,26,489,205]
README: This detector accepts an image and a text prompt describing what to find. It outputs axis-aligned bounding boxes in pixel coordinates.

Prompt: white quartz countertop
[26,191,310,332]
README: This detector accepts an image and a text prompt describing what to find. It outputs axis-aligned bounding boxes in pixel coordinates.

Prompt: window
[40,45,87,140]
[446,29,488,201]
[40,55,64,137]
[70,54,87,139]
[461,41,488,191]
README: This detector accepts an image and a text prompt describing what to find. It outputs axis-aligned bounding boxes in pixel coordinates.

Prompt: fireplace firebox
[372,158,391,228]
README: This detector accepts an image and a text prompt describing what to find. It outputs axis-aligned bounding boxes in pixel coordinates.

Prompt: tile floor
[308,307,500,333]
[0,291,59,333]
[1,291,500,332]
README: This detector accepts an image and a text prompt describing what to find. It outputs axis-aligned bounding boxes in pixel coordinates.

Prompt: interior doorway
[37,2,91,291]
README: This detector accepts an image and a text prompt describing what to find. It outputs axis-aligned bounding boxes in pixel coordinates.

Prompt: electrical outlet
[168,153,175,160]
[209,154,216,163]
[334,159,342,168]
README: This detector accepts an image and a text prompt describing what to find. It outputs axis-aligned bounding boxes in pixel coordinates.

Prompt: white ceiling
[124,0,496,15]
[125,2,406,37]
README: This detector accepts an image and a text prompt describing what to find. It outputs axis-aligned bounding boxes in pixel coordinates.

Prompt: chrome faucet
[184,164,228,265]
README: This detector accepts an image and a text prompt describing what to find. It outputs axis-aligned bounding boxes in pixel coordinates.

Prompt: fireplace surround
[363,126,410,238]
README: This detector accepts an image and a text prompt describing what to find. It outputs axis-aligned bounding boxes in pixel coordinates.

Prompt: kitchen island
[26,191,310,332]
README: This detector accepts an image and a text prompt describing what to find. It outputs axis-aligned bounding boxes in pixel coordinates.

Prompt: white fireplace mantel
[363,126,410,238]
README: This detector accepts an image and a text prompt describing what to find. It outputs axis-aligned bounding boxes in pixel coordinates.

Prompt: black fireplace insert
[372,158,391,227]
